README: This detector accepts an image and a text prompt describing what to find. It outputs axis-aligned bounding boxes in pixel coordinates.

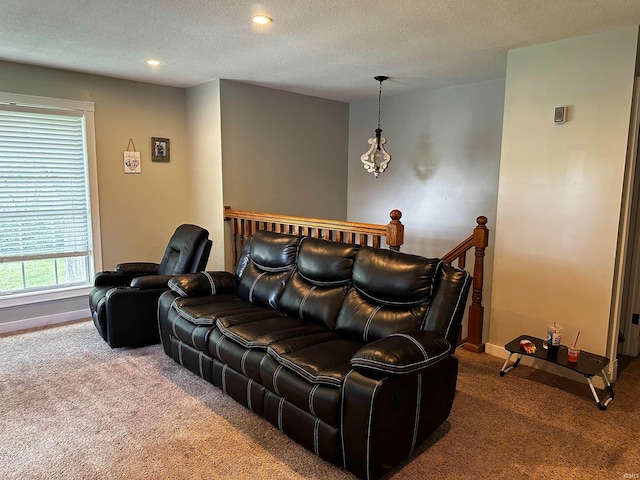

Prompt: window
[0,93,101,300]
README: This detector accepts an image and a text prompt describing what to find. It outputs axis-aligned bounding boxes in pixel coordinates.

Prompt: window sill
[0,284,92,309]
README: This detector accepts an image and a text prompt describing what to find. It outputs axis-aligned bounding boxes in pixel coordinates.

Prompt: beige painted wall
[186,80,225,270]
[219,80,349,219]
[491,27,638,358]
[0,61,192,323]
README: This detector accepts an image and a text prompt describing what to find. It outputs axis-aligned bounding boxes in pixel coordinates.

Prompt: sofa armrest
[93,271,138,287]
[350,330,451,375]
[168,271,238,297]
[130,275,173,289]
[115,262,159,274]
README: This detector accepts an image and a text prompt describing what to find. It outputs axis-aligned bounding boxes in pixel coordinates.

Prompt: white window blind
[0,106,91,263]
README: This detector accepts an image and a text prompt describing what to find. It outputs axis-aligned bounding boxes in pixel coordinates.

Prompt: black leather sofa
[158,230,471,479]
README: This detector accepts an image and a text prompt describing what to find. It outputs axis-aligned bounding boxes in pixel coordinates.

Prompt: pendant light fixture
[361,75,391,178]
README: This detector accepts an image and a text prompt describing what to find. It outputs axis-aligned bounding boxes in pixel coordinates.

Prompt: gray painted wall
[348,79,504,252]
[347,79,505,339]
[220,80,349,219]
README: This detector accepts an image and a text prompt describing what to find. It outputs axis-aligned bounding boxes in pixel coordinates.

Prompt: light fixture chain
[377,80,382,129]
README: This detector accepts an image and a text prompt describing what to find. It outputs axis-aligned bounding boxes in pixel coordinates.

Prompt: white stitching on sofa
[171,317,179,340]
[203,271,217,295]
[362,306,381,342]
[199,352,204,378]
[191,327,198,348]
[432,261,443,299]
[218,323,268,349]
[298,270,351,287]
[309,384,319,416]
[278,397,285,430]
[247,379,253,411]
[268,350,342,386]
[175,304,209,325]
[313,417,321,455]
[340,369,354,469]
[366,378,386,480]
[171,282,188,298]
[444,271,471,340]
[222,364,228,394]
[298,286,317,319]
[351,349,449,374]
[411,374,422,452]
[240,350,250,376]
[251,258,295,273]
[273,365,283,395]
[392,333,428,360]
[249,272,267,302]
[215,334,225,361]
[354,285,429,307]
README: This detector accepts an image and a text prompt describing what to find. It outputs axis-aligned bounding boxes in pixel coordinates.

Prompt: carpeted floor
[1,320,639,479]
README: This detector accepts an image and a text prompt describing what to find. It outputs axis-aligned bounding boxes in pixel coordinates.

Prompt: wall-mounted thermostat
[554,106,567,124]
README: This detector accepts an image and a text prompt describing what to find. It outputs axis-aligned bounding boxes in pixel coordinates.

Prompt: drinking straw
[573,330,580,348]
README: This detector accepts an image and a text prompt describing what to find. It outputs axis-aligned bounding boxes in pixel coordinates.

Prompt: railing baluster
[458,252,466,269]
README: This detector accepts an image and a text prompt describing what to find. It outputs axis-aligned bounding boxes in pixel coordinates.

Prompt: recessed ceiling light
[147,59,161,66]
[252,15,272,25]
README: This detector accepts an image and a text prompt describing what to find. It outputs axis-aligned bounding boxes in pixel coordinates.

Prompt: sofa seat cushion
[217,314,326,349]
[266,332,363,387]
[169,295,269,351]
[172,294,256,326]
[261,354,342,427]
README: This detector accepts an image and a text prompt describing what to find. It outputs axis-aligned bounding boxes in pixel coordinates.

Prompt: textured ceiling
[1,1,639,102]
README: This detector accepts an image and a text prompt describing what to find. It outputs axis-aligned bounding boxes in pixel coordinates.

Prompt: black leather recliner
[89,224,212,348]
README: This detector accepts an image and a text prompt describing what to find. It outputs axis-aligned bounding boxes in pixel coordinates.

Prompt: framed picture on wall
[151,137,170,162]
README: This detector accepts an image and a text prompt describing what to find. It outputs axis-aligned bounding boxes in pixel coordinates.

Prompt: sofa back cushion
[335,247,441,342]
[278,237,359,329]
[236,231,302,308]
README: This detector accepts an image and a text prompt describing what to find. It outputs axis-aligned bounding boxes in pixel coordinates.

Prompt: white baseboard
[485,342,615,389]
[0,309,90,335]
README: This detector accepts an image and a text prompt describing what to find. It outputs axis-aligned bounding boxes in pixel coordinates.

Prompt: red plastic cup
[567,347,580,363]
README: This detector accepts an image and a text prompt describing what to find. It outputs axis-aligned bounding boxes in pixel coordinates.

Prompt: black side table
[499,335,614,410]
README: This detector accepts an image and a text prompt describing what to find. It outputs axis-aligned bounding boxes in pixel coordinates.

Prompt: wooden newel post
[463,216,488,353]
[386,209,404,251]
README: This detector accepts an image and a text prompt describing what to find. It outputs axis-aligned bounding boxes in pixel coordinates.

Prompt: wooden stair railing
[224,207,487,353]
[224,207,404,266]
[442,216,488,353]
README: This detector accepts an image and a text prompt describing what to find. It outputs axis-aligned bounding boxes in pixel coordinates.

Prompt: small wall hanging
[123,138,141,174]
[151,137,170,162]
